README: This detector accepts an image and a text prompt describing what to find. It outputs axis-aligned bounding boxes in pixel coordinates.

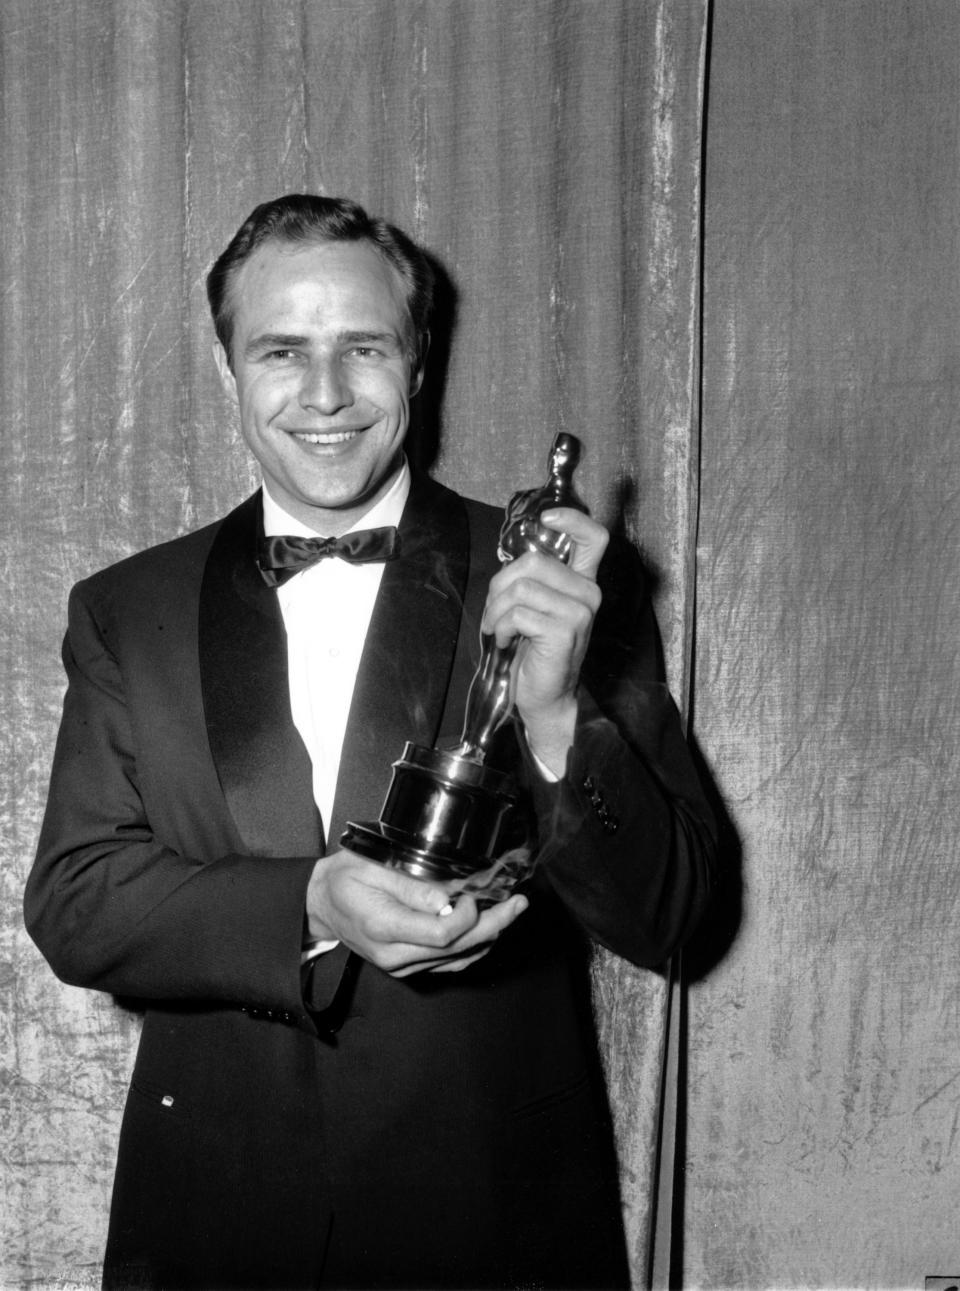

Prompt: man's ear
[410,330,430,397]
[213,341,238,404]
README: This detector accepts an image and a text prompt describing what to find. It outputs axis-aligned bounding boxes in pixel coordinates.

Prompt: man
[25,194,716,1290]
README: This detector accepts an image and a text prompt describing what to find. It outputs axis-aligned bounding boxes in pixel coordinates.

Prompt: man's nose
[298,355,353,414]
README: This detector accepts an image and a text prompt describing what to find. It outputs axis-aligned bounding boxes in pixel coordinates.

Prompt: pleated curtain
[2,3,708,1285]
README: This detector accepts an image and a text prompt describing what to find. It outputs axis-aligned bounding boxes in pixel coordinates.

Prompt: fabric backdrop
[687,2,960,1285]
[8,3,960,1291]
[1,2,708,1286]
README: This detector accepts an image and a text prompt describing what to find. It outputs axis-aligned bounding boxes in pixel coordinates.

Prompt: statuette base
[341,742,519,883]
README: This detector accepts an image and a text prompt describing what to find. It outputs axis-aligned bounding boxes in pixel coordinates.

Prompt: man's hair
[206,194,434,368]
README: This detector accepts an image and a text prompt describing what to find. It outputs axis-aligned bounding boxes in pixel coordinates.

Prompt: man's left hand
[482,506,608,777]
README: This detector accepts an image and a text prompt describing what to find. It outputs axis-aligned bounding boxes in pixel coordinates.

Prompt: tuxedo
[26,471,716,1290]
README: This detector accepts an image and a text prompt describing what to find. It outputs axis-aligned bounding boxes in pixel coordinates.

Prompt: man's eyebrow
[243,332,309,358]
[338,329,403,349]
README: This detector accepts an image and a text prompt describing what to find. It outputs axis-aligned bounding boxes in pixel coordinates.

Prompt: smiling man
[215,237,421,531]
[25,194,717,1290]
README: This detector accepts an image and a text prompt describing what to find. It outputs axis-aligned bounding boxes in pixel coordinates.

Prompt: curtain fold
[2,3,708,1284]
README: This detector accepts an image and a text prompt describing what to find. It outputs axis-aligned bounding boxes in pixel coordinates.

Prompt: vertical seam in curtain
[649,1,713,1286]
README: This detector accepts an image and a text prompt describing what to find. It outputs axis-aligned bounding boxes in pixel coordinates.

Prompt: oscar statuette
[340,433,587,896]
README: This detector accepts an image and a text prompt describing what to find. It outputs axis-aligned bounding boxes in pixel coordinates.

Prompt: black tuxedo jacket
[26,472,716,1290]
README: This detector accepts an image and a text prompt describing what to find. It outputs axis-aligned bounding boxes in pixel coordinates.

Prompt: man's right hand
[306,849,528,977]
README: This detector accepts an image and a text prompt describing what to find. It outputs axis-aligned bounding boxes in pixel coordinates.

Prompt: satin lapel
[199,493,323,857]
[328,475,471,847]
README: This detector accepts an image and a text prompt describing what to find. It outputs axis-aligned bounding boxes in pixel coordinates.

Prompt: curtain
[2,3,709,1285]
[688,1,960,1284]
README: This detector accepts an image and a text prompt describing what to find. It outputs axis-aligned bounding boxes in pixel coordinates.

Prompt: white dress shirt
[264,465,411,961]
[262,463,411,841]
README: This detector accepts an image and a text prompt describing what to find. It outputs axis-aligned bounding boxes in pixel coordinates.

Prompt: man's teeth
[293,430,359,445]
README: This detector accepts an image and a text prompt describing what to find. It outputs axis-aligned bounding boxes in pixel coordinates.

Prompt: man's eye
[267,349,296,362]
[351,346,383,360]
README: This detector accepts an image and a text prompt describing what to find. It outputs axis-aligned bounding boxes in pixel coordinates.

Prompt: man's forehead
[229,237,411,333]
[236,237,401,294]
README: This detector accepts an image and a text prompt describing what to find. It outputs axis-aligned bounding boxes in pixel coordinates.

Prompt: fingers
[480,511,606,675]
[387,893,529,977]
[484,564,600,652]
[307,851,449,946]
[539,508,609,579]
[483,511,606,643]
[482,552,600,698]
[307,850,529,977]
[479,513,607,776]
[370,861,460,917]
[359,884,479,951]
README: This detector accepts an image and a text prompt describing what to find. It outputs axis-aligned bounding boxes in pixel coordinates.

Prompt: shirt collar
[261,459,411,538]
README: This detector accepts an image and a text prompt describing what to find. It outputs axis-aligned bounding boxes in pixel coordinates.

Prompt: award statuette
[341,433,587,890]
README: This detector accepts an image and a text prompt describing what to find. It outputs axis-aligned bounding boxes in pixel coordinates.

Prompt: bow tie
[257,527,401,587]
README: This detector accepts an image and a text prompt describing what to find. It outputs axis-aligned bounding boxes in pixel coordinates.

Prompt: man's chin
[271,480,397,532]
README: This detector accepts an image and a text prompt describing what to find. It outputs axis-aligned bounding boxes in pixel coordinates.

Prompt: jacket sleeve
[524,541,718,968]
[23,579,326,1025]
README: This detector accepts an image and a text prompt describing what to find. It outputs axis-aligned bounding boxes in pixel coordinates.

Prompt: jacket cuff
[520,689,622,848]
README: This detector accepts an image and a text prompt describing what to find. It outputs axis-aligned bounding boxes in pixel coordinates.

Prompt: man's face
[215,238,422,534]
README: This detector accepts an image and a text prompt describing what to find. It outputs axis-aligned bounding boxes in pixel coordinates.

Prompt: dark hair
[206,194,434,368]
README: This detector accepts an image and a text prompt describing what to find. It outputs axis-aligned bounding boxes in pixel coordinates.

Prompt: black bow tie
[257,527,401,587]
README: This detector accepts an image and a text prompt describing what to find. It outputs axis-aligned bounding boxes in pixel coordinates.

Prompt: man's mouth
[287,428,363,446]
